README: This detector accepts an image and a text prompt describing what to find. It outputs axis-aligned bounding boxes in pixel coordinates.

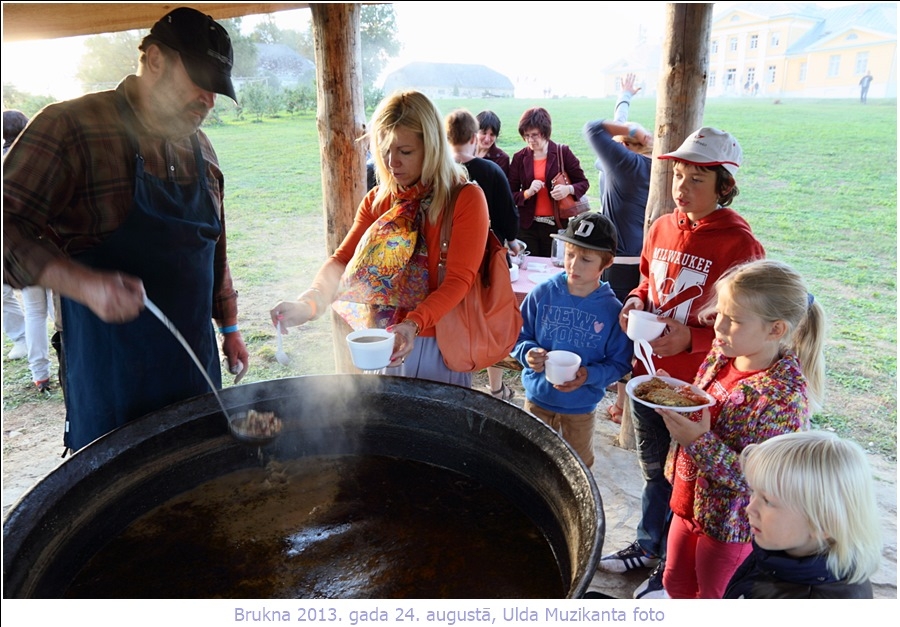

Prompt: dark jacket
[483,144,511,177]
[508,140,589,230]
[461,157,519,244]
[723,541,874,599]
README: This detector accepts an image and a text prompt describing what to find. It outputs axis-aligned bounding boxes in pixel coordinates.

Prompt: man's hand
[77,270,146,323]
[221,332,249,383]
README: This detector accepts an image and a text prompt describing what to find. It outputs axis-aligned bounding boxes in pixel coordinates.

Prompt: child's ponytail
[792,296,826,413]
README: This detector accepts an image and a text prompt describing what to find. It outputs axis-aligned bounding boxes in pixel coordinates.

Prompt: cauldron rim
[3,374,604,598]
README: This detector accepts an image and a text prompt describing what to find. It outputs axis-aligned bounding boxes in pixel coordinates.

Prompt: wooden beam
[646,2,713,225]
[2,3,307,42]
[617,3,713,451]
[310,2,367,373]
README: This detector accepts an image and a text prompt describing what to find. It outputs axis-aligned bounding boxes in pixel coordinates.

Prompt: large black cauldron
[3,375,603,598]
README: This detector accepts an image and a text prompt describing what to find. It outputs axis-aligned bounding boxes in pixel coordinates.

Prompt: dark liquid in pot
[65,455,565,598]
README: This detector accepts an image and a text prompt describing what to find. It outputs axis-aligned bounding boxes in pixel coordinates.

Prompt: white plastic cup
[544,350,582,385]
[626,310,666,341]
[346,329,396,370]
[509,264,520,282]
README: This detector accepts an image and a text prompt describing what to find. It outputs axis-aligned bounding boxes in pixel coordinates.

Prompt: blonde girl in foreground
[724,430,882,598]
[655,259,826,598]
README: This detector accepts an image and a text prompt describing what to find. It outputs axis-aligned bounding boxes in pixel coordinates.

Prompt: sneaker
[633,561,668,599]
[597,540,661,573]
[35,379,52,394]
[7,340,27,360]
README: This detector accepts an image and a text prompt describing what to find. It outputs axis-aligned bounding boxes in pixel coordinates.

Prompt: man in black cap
[3,7,248,453]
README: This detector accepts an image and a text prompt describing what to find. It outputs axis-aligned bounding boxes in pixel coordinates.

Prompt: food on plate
[233,409,282,438]
[633,377,709,408]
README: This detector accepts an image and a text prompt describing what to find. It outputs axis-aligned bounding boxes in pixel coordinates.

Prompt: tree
[75,18,258,92]
[76,30,142,92]
[250,17,281,44]
[218,18,258,80]
[359,4,401,88]
[2,85,57,117]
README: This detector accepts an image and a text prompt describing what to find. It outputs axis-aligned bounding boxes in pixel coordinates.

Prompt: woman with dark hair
[475,110,510,176]
[508,107,589,257]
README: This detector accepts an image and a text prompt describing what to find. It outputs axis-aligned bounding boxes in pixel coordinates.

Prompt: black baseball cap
[550,211,617,252]
[146,7,237,102]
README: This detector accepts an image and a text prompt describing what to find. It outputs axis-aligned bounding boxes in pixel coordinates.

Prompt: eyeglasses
[523,132,543,141]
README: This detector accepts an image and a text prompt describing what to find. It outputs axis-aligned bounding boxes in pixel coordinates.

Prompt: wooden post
[645,3,713,225]
[617,3,713,450]
[310,3,368,373]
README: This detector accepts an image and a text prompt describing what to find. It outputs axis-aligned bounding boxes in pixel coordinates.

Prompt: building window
[799,62,808,82]
[771,32,780,47]
[711,39,719,54]
[726,68,737,86]
[750,34,758,49]
[709,71,717,87]
[746,67,756,85]
[828,55,841,77]
[855,52,869,74]
[767,65,776,84]
[729,37,738,51]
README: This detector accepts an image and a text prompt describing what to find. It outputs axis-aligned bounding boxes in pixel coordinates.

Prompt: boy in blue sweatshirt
[512,212,633,468]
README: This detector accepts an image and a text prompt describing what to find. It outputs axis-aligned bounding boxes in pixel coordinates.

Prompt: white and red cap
[658,127,742,175]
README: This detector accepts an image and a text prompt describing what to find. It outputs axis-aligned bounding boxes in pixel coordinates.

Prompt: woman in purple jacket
[507,107,589,257]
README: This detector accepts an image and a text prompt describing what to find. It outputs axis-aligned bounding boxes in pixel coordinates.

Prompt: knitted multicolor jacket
[664,345,810,543]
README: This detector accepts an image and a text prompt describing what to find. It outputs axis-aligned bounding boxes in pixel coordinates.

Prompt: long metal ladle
[143,296,279,445]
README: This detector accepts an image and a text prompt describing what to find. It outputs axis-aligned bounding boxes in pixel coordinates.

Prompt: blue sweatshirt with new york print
[512,273,633,414]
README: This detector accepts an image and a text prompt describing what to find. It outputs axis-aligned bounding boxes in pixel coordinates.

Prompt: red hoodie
[628,207,765,381]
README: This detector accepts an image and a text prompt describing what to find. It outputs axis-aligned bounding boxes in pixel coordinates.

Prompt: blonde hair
[704,259,826,412]
[366,90,467,224]
[612,135,653,156]
[740,431,882,584]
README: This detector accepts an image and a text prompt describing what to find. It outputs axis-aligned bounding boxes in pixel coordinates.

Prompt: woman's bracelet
[403,318,420,336]
[298,287,324,320]
[218,324,239,334]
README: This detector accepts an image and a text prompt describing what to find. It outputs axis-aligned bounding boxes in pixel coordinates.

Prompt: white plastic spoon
[635,339,657,377]
[275,319,291,366]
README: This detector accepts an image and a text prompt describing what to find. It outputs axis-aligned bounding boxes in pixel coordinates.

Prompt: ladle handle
[144,296,231,420]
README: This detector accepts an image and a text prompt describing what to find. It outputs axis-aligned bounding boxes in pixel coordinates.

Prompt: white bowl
[346,329,395,370]
[626,310,667,341]
[545,350,581,385]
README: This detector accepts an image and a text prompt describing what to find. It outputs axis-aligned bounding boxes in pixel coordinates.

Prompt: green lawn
[3,97,896,458]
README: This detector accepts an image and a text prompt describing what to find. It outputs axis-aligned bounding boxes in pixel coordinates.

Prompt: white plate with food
[625,375,714,412]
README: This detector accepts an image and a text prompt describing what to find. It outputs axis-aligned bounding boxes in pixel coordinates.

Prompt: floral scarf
[332,182,433,330]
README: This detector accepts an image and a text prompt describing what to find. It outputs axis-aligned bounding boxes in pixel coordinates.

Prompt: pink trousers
[663,513,753,599]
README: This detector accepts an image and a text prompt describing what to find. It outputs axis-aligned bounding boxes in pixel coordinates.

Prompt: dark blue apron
[61,109,221,451]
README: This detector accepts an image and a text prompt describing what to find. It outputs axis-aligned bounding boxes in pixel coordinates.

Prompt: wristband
[218,324,239,334]
[298,287,324,321]
[628,125,639,138]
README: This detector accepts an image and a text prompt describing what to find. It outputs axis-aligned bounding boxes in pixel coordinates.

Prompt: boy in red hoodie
[597,127,765,599]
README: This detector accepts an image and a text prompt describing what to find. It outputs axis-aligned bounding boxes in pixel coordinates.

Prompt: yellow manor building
[709,2,896,98]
